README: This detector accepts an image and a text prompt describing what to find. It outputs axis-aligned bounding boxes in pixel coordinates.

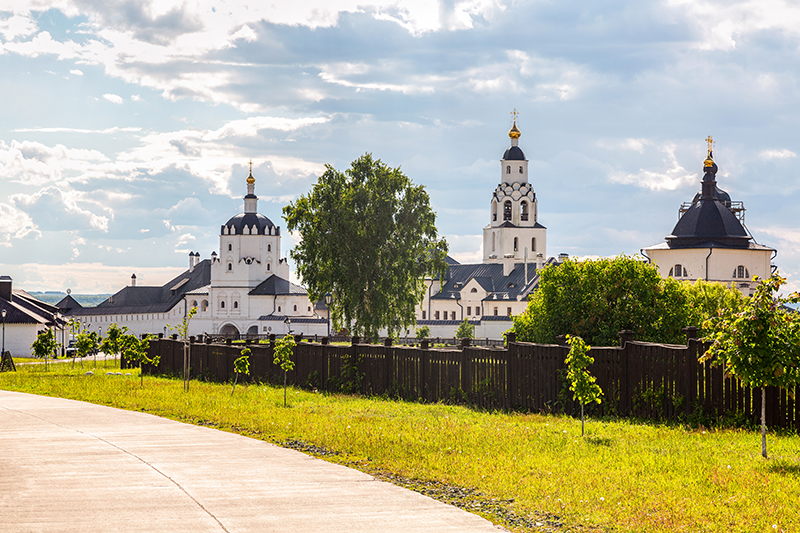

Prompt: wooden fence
[139,330,800,430]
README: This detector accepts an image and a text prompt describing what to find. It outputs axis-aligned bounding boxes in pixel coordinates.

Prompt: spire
[701,136,718,200]
[244,160,258,214]
[508,109,521,147]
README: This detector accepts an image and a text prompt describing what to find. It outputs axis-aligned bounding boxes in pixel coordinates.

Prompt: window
[506,165,511,174]
[507,307,512,316]
[191,300,198,308]
[514,237,518,251]
[519,165,523,174]
[467,306,472,315]
[308,306,311,312]
[521,201,528,221]
[293,304,297,312]
[227,263,232,271]
[493,307,498,316]
[504,201,512,221]
[228,243,232,251]
[268,244,271,252]
[471,288,477,293]
[734,265,749,279]
[672,264,684,277]
[202,300,208,311]
[267,264,271,271]
[532,237,536,251]
[492,233,496,252]
[422,311,426,319]
[492,203,497,221]
[451,311,456,320]
[220,301,225,309]
[435,311,440,320]
[233,301,238,309]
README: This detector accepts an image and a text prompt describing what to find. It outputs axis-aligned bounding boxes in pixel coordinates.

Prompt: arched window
[233,301,238,309]
[519,165,523,174]
[293,304,297,312]
[228,243,232,251]
[531,237,536,251]
[267,264,271,271]
[503,201,512,221]
[278,306,281,313]
[471,288,478,293]
[492,232,496,252]
[227,263,232,271]
[191,300,198,308]
[672,264,684,277]
[521,201,528,221]
[514,237,518,251]
[506,165,511,174]
[220,301,226,309]
[267,244,271,252]
[202,300,208,311]
[734,265,749,279]
[492,202,497,222]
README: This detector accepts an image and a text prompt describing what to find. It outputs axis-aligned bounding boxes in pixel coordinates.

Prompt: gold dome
[508,121,521,139]
[703,152,714,168]
[246,172,255,184]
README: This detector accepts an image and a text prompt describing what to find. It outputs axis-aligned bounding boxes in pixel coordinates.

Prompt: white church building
[63,169,326,339]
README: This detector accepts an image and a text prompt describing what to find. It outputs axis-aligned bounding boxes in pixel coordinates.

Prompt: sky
[1,0,800,294]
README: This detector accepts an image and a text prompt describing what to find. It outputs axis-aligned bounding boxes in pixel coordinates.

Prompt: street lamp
[1,308,7,359]
[284,316,292,335]
[324,292,332,338]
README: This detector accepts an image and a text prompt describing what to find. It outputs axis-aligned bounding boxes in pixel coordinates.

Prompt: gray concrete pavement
[0,390,504,532]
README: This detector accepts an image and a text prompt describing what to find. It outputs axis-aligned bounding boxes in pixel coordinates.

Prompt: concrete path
[0,391,504,533]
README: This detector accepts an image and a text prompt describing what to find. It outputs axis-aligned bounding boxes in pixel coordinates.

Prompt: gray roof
[257,315,327,323]
[65,260,212,317]
[432,259,560,303]
[0,289,63,326]
[249,275,307,296]
[222,213,278,236]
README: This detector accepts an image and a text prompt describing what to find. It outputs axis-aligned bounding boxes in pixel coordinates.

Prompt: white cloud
[608,142,698,191]
[229,24,257,43]
[760,149,797,160]
[0,12,38,41]
[11,187,111,232]
[0,140,110,185]
[0,262,186,293]
[103,93,124,104]
[70,69,83,76]
[0,203,39,247]
[13,126,141,134]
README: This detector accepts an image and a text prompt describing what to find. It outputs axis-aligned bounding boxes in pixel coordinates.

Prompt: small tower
[482,111,547,263]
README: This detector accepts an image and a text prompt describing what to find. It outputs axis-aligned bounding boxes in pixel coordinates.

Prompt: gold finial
[508,109,521,139]
[703,136,715,167]
[246,159,255,184]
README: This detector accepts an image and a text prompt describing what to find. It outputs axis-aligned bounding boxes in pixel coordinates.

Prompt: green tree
[100,323,128,367]
[415,325,430,339]
[31,329,58,371]
[232,347,251,395]
[283,153,448,342]
[702,273,800,458]
[512,256,695,346]
[75,328,99,365]
[121,334,157,387]
[273,334,296,407]
[455,318,475,339]
[565,335,603,436]
[685,279,744,336]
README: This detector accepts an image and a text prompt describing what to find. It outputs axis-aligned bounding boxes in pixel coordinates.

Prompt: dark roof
[690,184,732,205]
[445,255,460,266]
[503,146,526,161]
[56,294,83,311]
[432,262,540,302]
[257,315,327,323]
[65,260,212,316]
[0,290,63,326]
[415,319,482,326]
[222,213,278,236]
[666,164,751,249]
[249,275,307,296]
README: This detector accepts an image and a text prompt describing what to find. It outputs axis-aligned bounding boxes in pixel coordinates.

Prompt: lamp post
[284,316,292,335]
[324,292,332,338]
[1,308,7,359]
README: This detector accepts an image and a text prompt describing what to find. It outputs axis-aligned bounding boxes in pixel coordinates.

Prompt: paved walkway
[0,391,504,532]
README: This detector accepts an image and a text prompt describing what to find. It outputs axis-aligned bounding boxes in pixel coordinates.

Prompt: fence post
[505,331,516,409]
[683,327,699,419]
[420,339,429,401]
[618,330,633,416]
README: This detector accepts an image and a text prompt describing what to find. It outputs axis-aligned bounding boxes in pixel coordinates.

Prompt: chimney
[211,251,218,263]
[0,276,11,302]
[558,253,569,263]
[131,274,137,287]
[189,251,195,272]
[536,253,544,270]
[503,253,515,277]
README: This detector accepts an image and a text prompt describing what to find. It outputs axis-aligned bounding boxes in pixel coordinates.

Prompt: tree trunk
[581,403,585,437]
[231,373,239,396]
[284,371,288,407]
[761,387,767,459]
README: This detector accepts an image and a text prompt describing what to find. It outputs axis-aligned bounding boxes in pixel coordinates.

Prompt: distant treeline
[29,292,111,308]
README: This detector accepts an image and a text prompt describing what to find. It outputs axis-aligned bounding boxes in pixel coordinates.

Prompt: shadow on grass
[767,460,800,476]
[585,436,614,447]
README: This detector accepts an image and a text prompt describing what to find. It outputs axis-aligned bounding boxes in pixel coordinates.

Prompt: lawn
[1,361,798,532]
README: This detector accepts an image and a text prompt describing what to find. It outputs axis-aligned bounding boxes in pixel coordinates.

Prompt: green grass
[2,362,799,532]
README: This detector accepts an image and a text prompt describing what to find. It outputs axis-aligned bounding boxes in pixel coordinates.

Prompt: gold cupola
[508,109,521,139]
[703,136,715,167]
[246,159,255,184]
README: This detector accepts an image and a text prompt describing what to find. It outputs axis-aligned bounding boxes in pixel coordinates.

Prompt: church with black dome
[642,137,776,295]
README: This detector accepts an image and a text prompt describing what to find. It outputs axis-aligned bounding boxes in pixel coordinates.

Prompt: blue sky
[1,0,799,293]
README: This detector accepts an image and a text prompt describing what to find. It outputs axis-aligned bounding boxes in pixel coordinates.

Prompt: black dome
[690,184,731,206]
[503,146,526,160]
[222,213,278,236]
[666,198,749,248]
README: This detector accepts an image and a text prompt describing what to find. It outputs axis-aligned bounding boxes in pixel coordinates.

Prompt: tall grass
[2,362,799,532]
